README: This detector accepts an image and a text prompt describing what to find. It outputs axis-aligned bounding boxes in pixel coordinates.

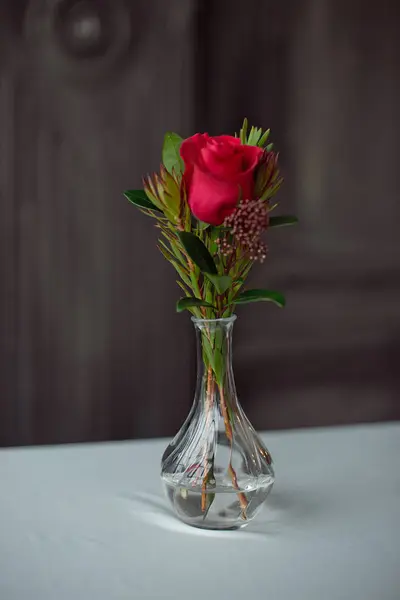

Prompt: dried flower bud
[218,199,269,263]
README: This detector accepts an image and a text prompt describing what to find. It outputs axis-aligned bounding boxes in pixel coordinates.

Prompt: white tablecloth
[1,423,399,600]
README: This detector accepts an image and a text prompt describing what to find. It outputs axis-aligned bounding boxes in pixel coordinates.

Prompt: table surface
[1,423,399,600]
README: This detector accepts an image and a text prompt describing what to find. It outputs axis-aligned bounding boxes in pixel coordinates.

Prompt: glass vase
[161,316,274,530]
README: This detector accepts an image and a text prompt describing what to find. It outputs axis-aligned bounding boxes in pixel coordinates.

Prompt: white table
[1,423,399,600]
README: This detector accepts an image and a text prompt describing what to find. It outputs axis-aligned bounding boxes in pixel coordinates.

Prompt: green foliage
[162,132,184,175]
[255,150,283,203]
[269,215,298,228]
[176,297,216,313]
[239,118,274,150]
[234,289,286,308]
[261,178,283,202]
[124,190,162,212]
[258,129,271,147]
[124,119,296,319]
[144,168,182,224]
[197,220,210,231]
[247,126,263,146]
[178,232,218,275]
[158,242,192,288]
[212,328,226,386]
[239,118,248,144]
[205,274,232,295]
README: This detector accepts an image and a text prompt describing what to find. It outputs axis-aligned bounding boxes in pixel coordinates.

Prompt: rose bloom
[180,134,263,226]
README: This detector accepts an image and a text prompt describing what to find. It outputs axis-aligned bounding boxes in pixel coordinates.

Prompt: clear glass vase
[161,316,275,530]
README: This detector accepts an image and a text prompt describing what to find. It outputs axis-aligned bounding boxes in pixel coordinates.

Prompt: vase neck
[192,316,237,404]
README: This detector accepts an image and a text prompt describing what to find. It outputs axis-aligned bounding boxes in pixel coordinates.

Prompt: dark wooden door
[0,0,197,446]
[1,0,399,446]
[198,0,400,430]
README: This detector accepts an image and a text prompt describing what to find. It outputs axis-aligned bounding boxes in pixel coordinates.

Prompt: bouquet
[124,118,297,320]
[124,119,297,525]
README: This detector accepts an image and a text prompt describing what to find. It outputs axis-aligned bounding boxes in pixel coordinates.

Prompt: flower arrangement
[124,119,297,321]
[125,120,297,526]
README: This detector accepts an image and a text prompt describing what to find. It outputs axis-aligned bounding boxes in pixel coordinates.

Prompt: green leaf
[178,232,218,275]
[213,328,225,386]
[247,126,262,146]
[234,289,286,308]
[210,225,223,242]
[266,143,274,152]
[258,128,271,147]
[202,465,216,519]
[205,274,232,295]
[202,335,216,371]
[162,132,184,175]
[176,280,191,296]
[202,491,215,519]
[197,220,210,230]
[158,242,192,287]
[176,297,216,313]
[261,178,283,201]
[269,215,298,228]
[124,190,162,212]
[157,243,175,263]
[240,118,248,144]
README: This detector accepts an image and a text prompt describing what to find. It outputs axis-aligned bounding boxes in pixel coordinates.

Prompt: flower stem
[200,330,248,520]
[201,367,215,512]
[218,384,249,518]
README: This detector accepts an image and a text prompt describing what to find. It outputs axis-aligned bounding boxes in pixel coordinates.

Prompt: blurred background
[1,0,399,447]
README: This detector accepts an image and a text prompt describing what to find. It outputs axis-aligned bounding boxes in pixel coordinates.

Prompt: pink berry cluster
[217,199,269,263]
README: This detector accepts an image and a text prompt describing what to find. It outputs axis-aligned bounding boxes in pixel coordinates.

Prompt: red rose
[180,133,263,226]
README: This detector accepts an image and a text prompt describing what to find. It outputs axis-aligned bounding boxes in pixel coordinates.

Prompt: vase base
[163,477,273,530]
[181,519,249,531]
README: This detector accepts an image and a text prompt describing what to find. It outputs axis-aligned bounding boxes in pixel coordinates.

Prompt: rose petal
[180,133,209,193]
[241,144,264,172]
[211,135,241,146]
[188,165,240,226]
[200,145,244,178]
[180,133,209,167]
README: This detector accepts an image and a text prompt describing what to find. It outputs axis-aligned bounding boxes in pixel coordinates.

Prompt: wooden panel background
[1,0,399,446]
